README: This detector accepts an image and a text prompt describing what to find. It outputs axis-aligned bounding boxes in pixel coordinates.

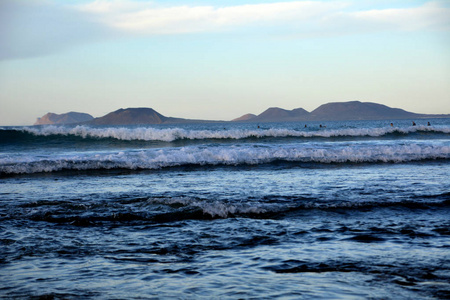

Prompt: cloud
[77,0,450,35]
[78,1,348,34]
[323,1,450,34]
[1,0,449,60]
[0,0,111,60]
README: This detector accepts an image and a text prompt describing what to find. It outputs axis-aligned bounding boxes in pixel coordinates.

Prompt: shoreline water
[1,119,449,299]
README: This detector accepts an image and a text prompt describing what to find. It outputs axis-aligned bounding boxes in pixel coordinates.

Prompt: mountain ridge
[33,101,450,126]
[244,107,310,123]
[308,101,420,121]
[233,101,449,122]
[88,108,168,125]
[232,113,257,122]
[34,112,94,125]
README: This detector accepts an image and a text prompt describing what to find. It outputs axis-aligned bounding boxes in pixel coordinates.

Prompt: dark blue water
[1,120,449,299]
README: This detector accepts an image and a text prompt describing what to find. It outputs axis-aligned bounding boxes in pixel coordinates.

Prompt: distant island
[233,101,450,122]
[34,108,216,126]
[34,112,94,125]
[34,101,450,125]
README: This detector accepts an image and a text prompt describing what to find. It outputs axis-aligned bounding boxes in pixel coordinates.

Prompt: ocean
[1,119,449,299]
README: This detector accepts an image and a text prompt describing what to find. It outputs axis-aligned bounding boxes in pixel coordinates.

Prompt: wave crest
[12,125,450,142]
[1,143,449,175]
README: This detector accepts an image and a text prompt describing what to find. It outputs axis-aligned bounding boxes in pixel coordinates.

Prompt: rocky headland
[34,112,94,125]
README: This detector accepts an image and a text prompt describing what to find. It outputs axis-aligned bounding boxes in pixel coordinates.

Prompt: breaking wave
[6,194,449,222]
[3,125,450,143]
[1,143,449,175]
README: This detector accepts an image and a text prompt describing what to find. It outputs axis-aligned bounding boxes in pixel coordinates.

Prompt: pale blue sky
[1,0,449,125]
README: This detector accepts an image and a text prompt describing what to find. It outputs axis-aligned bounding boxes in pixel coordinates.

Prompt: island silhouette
[34,101,450,125]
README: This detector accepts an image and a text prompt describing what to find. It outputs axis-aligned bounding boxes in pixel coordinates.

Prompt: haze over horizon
[1,0,449,126]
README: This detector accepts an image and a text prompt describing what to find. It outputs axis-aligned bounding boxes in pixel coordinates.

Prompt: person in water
[412,121,416,126]
[427,122,431,126]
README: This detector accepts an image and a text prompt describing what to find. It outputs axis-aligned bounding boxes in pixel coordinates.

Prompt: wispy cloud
[1,0,449,60]
[77,1,348,34]
[78,0,450,35]
[324,1,450,34]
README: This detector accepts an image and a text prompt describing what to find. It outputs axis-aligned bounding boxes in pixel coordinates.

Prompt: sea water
[0,119,449,299]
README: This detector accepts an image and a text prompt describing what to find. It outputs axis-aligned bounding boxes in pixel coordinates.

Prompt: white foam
[19,125,450,142]
[1,142,449,175]
[148,197,267,218]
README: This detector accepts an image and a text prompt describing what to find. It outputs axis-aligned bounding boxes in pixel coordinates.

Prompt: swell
[2,125,450,144]
[1,143,449,176]
[3,194,449,224]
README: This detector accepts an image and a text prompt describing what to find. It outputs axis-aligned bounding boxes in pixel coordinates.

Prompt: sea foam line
[1,143,449,175]
[147,196,448,218]
[13,125,450,142]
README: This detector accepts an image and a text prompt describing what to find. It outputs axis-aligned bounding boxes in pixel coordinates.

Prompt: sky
[0,0,449,125]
